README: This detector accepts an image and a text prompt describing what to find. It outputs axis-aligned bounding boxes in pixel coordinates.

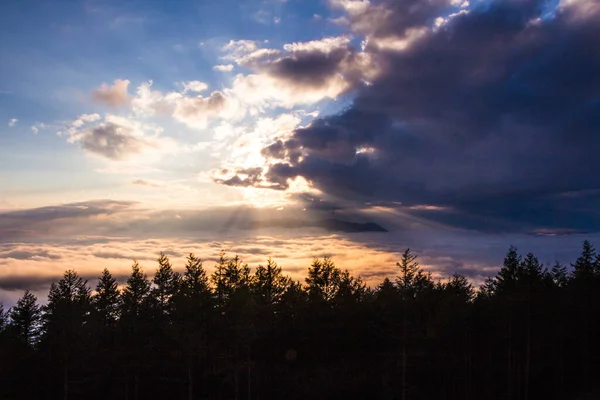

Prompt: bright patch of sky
[0,0,354,209]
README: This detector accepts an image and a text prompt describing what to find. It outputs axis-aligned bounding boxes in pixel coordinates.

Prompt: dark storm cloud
[232,35,371,98]
[244,0,600,233]
[261,46,358,89]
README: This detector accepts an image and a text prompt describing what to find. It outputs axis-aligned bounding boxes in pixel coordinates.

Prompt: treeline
[1,242,600,400]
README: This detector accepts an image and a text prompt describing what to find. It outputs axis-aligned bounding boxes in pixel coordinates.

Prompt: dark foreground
[1,243,600,399]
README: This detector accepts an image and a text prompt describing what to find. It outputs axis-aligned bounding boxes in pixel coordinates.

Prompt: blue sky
[1,0,600,304]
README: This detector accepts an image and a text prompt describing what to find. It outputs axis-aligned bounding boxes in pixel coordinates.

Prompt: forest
[1,241,599,400]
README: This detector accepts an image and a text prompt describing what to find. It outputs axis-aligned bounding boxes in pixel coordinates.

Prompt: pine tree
[550,262,569,288]
[44,270,92,400]
[477,277,498,299]
[305,257,341,303]
[445,273,475,303]
[92,268,121,326]
[224,255,251,297]
[151,252,180,316]
[396,248,433,300]
[212,250,228,307]
[572,240,596,281]
[395,248,433,400]
[181,253,211,298]
[174,254,213,400]
[335,269,366,304]
[0,302,6,332]
[253,258,291,307]
[120,261,152,400]
[121,261,151,318]
[521,253,544,282]
[520,253,544,400]
[496,246,522,294]
[8,291,42,347]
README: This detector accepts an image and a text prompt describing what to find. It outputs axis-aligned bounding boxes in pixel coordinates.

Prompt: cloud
[0,248,62,261]
[128,80,239,128]
[226,36,377,108]
[223,39,259,58]
[3,199,600,302]
[91,79,131,107]
[7,118,17,127]
[30,122,46,134]
[132,179,161,187]
[182,80,209,93]
[60,114,176,161]
[131,81,178,116]
[171,90,237,129]
[215,0,600,234]
[213,64,234,72]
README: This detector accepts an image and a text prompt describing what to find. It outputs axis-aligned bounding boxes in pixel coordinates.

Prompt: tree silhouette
[2,243,600,399]
[43,270,92,400]
[92,268,121,326]
[9,290,43,347]
[120,261,152,400]
[305,257,341,303]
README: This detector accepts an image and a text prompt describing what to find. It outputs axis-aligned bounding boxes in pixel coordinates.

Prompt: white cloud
[172,90,241,129]
[129,81,239,128]
[229,73,351,108]
[365,27,428,51]
[71,113,101,128]
[223,40,258,58]
[329,0,370,16]
[182,80,209,93]
[213,64,234,72]
[282,35,351,53]
[91,79,131,107]
[7,118,17,127]
[131,81,178,117]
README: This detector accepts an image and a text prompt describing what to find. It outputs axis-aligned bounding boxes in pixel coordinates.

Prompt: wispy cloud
[213,64,234,72]
[7,118,18,127]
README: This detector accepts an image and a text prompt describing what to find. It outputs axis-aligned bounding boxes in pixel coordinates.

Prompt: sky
[1,0,600,304]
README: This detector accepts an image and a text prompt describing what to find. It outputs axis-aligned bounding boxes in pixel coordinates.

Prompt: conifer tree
[121,261,151,318]
[92,268,121,326]
[120,261,152,400]
[44,270,92,400]
[305,257,341,303]
[496,245,522,293]
[572,240,597,280]
[151,252,180,316]
[0,302,6,332]
[9,290,42,347]
[253,258,291,307]
[173,253,213,400]
[550,262,569,288]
